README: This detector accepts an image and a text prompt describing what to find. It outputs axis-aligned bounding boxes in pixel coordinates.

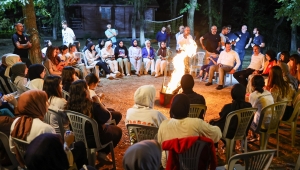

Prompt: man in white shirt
[233,45,264,86]
[175,25,184,52]
[61,21,76,46]
[205,42,240,90]
[219,26,228,51]
[105,24,118,46]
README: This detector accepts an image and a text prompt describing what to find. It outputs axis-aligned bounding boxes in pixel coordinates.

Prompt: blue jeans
[235,48,245,71]
[166,36,170,47]
[0,108,15,118]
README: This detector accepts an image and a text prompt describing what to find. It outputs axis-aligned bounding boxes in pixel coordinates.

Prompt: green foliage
[275,0,300,26]
[179,2,200,14]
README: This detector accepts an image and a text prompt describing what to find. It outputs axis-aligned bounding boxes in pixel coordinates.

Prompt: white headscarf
[4,54,21,78]
[133,85,156,109]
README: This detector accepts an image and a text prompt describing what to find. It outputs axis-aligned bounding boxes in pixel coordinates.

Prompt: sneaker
[127,74,130,76]
[155,73,161,78]
[106,74,113,79]
[205,82,213,86]
[114,71,120,74]
[110,73,116,79]
[144,71,148,75]
[216,85,223,90]
[247,137,258,143]
[151,71,156,76]
[97,152,113,165]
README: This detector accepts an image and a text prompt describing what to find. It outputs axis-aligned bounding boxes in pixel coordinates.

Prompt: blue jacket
[156,31,167,42]
[142,47,155,59]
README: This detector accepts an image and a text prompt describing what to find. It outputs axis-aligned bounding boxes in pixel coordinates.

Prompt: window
[99,7,111,20]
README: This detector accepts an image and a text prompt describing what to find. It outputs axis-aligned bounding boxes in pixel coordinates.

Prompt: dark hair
[61,66,76,91]
[43,75,63,102]
[253,45,260,49]
[227,25,232,28]
[222,26,227,30]
[14,22,22,27]
[231,84,246,101]
[225,42,231,46]
[66,80,93,117]
[28,64,45,80]
[289,54,299,76]
[85,73,99,85]
[87,42,94,53]
[170,94,190,119]
[265,49,277,62]
[46,46,60,65]
[44,40,51,47]
[251,75,265,93]
[254,27,260,33]
[267,66,289,98]
[59,45,68,53]
[68,43,77,52]
[85,38,92,46]
[280,51,290,63]
[61,20,67,25]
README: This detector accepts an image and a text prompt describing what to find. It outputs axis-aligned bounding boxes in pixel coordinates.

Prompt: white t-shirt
[62,27,75,46]
[105,29,117,43]
[48,96,67,111]
[27,78,44,90]
[9,117,55,153]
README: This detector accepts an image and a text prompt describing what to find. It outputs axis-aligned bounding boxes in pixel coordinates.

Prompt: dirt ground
[1,38,299,169]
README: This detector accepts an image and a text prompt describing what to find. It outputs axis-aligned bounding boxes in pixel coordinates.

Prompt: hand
[64,131,74,149]
[253,70,259,75]
[3,94,17,107]
[27,41,32,48]
[245,44,250,49]
[124,55,127,58]
[229,69,235,74]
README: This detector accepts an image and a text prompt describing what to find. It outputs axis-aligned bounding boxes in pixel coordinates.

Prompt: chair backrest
[44,109,66,138]
[0,132,19,168]
[188,104,207,118]
[65,110,102,150]
[62,90,69,100]
[285,100,300,123]
[293,90,300,106]
[178,140,211,170]
[223,108,257,140]
[255,101,288,134]
[42,64,50,77]
[228,150,276,170]
[195,52,205,66]
[7,78,17,92]
[295,153,300,170]
[126,124,158,144]
[11,137,30,161]
[0,76,12,94]
[81,52,94,68]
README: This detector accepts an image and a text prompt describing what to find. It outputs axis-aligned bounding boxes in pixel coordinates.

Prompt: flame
[166,42,197,94]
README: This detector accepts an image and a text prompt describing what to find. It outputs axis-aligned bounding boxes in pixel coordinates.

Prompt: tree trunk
[188,0,197,36]
[139,16,145,47]
[208,0,212,31]
[291,25,297,51]
[52,22,57,40]
[171,0,178,19]
[131,0,137,39]
[58,0,66,21]
[219,0,223,26]
[22,0,42,64]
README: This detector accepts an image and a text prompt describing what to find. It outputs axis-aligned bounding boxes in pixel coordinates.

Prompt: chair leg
[88,149,96,167]
[225,139,234,162]
[276,131,280,157]
[260,133,269,150]
[244,136,247,153]
[291,122,296,147]
[110,142,116,170]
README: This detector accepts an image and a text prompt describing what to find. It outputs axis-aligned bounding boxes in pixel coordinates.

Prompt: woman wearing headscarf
[154,41,171,77]
[123,140,161,170]
[26,64,46,90]
[142,40,156,76]
[4,54,21,78]
[11,62,28,94]
[101,41,120,75]
[25,133,69,170]
[114,40,130,76]
[0,54,18,93]
[126,85,167,127]
[128,39,142,76]
[209,84,252,149]
[157,93,221,168]
[95,39,105,55]
[7,90,87,168]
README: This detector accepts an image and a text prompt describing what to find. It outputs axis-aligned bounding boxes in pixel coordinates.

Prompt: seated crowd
[0,38,300,170]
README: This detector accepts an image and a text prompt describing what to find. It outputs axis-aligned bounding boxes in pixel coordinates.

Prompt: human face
[48,40,52,46]
[161,42,166,48]
[225,44,231,51]
[184,27,190,35]
[71,46,76,53]
[133,40,137,46]
[280,54,285,61]
[62,48,68,55]
[179,26,184,33]
[253,46,259,55]
[40,69,46,79]
[45,101,49,112]
[107,24,111,29]
[253,28,257,34]
[59,81,63,93]
[72,73,77,81]
[211,26,217,35]
[146,41,151,47]
[227,27,231,33]
[241,25,247,33]
[91,45,95,50]
[119,41,123,47]
[24,66,28,75]
[222,27,228,34]
[162,27,166,32]
[266,54,271,61]
[62,24,67,29]
[15,23,24,33]
[101,40,104,45]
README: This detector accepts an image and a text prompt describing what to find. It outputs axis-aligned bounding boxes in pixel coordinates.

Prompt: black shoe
[205,82,213,86]
[216,85,223,90]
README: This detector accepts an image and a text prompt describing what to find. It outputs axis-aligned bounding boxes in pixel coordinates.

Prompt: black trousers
[107,108,122,125]
[99,125,122,154]
[95,60,111,74]
[71,141,88,169]
[233,68,255,87]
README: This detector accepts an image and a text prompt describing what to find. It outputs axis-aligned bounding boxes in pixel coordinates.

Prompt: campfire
[160,42,197,107]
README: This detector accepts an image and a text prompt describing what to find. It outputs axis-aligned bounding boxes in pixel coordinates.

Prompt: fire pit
[159,85,175,108]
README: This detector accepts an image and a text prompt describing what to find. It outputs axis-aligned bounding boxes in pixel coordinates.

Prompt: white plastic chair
[0,132,19,170]
[0,76,12,94]
[11,137,30,164]
[80,52,100,77]
[65,110,116,169]
[126,124,158,145]
[190,52,205,75]
[62,89,69,100]
[44,109,66,138]
[188,104,207,119]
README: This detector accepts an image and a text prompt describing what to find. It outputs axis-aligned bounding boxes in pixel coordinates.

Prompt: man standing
[166,24,171,48]
[219,26,228,51]
[233,25,252,71]
[105,23,118,46]
[200,25,221,64]
[233,45,264,86]
[12,22,32,67]
[177,27,197,74]
[205,42,240,90]
[175,25,184,53]
[61,21,76,46]
[251,27,265,53]
[156,27,167,47]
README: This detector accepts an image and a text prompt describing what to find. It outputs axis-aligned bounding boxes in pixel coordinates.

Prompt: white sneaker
[127,74,130,76]
[106,74,113,79]
[155,74,159,78]
[110,73,116,78]
[114,71,120,74]
[151,71,156,76]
